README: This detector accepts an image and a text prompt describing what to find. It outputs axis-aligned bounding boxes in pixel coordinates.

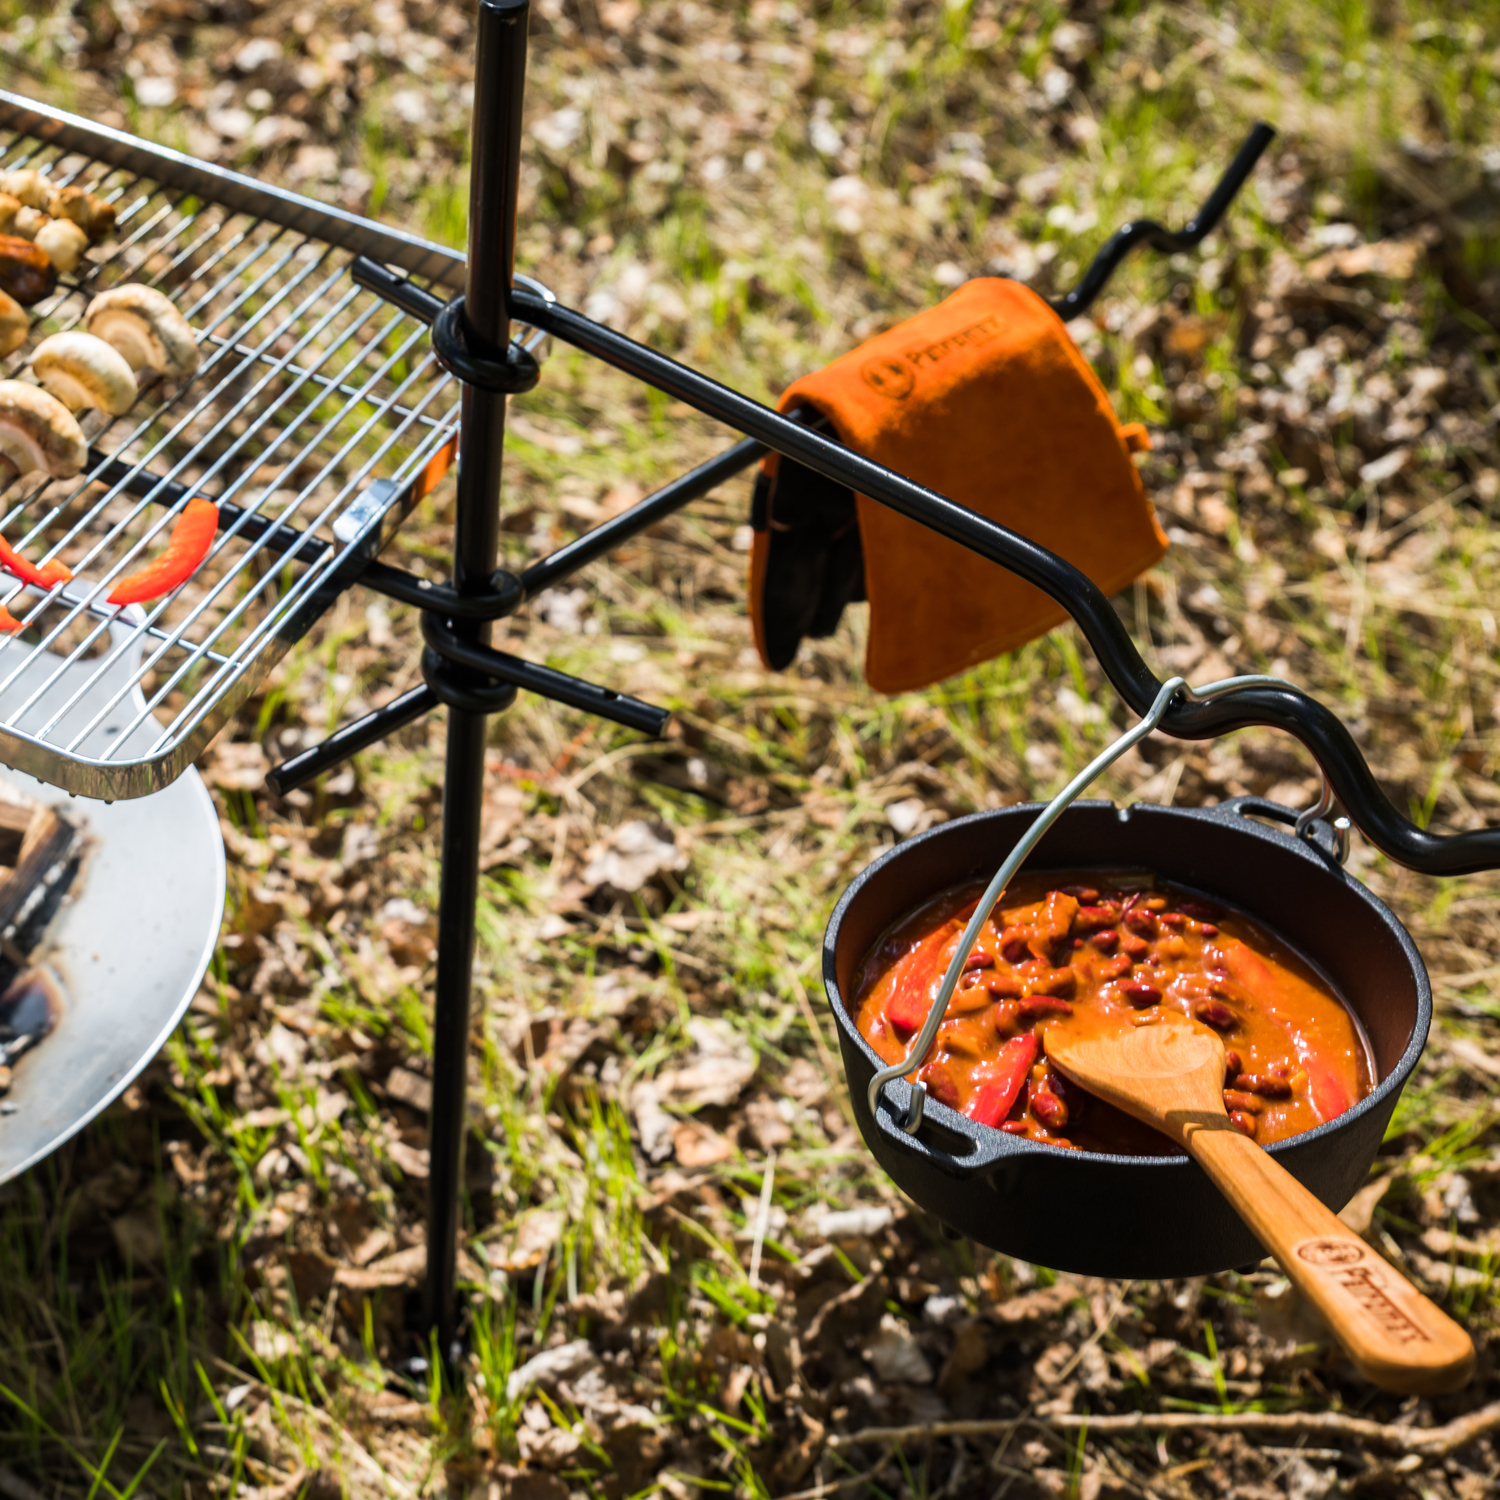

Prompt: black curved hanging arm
[1049,121,1277,319]
[507,281,1500,878]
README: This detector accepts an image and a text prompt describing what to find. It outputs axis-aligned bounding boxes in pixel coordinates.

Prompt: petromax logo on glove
[862,310,1007,399]
[861,355,915,399]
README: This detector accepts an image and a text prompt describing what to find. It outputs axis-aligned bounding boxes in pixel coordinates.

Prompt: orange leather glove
[748,277,1165,695]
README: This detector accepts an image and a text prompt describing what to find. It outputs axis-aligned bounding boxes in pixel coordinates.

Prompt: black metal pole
[425,0,529,1367]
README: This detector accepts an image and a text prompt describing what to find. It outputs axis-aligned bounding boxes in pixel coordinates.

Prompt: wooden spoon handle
[1187,1122,1474,1394]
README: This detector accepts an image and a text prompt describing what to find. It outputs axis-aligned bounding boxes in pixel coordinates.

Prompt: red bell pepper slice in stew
[965,1033,1040,1128]
[0,536,70,591]
[885,897,987,1036]
[107,498,219,606]
[886,921,959,1034]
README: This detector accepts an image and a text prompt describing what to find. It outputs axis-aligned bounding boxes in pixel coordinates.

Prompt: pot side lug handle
[1202,794,1348,866]
[868,1078,1011,1178]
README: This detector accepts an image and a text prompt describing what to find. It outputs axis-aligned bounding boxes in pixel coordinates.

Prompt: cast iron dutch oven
[823,797,1429,1278]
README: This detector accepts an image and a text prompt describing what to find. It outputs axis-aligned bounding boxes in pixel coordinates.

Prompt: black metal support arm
[421,613,668,734]
[264,430,754,794]
[502,283,1500,877]
[340,117,1498,876]
[1049,122,1277,319]
[360,560,522,619]
[154,105,1491,874]
[91,452,336,564]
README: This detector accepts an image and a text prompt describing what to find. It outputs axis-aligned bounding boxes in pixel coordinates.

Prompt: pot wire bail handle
[869,672,1301,1135]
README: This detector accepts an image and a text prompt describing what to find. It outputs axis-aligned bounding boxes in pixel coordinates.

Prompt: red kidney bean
[1228,1110,1258,1138]
[1222,1049,1243,1078]
[1121,934,1151,959]
[1194,922,1219,937]
[1157,911,1187,930]
[1031,1087,1069,1130]
[999,927,1031,963]
[918,1062,962,1109]
[1098,953,1133,981]
[1178,900,1221,921]
[1222,1090,1261,1114]
[1119,980,1161,1007]
[1236,1073,1293,1099]
[992,1001,1020,1035]
[1192,999,1239,1031]
[1058,884,1099,902]
[964,950,994,971]
[1123,907,1158,937]
[1000,1119,1029,1134]
[1052,1071,1088,1119]
[1018,996,1075,1020]
[1091,929,1120,954]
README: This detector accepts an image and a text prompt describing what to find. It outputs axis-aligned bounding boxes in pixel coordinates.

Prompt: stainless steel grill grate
[0,92,470,799]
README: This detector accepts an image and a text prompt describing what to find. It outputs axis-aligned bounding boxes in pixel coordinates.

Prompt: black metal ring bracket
[362,559,524,621]
[431,297,540,395]
[420,643,522,715]
[420,612,669,735]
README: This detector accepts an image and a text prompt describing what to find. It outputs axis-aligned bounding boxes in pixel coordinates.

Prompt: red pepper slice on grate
[0,606,22,633]
[0,536,70,591]
[107,498,219,607]
[964,1032,1040,1128]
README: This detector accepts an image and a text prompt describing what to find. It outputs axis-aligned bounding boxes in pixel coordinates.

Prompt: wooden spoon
[1042,1015,1474,1395]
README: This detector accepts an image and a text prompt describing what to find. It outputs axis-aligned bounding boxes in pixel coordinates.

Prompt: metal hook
[1294,775,1351,865]
[1294,777,1334,837]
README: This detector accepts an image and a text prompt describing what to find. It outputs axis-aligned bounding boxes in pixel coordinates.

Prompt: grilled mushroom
[0,292,25,359]
[85,285,199,377]
[11,206,48,242]
[0,170,52,211]
[0,195,18,237]
[31,332,136,416]
[33,219,87,276]
[48,185,116,243]
[0,236,57,307]
[0,381,86,478]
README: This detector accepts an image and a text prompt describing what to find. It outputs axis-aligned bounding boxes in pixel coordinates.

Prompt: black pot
[822,798,1429,1278]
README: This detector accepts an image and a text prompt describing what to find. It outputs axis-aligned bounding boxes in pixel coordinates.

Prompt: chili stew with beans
[854,872,1373,1154]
